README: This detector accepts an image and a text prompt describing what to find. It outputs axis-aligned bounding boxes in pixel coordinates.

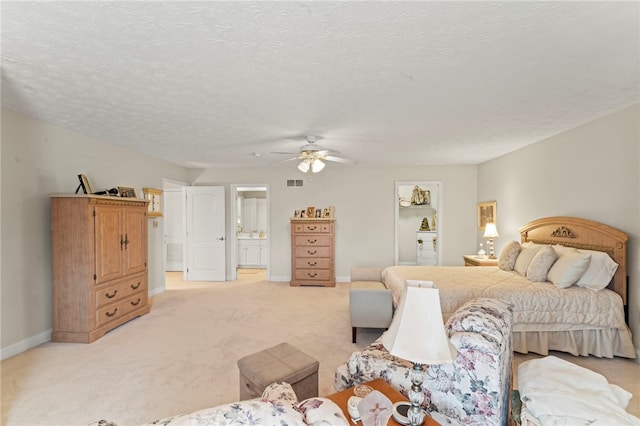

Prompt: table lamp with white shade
[483,222,500,259]
[381,281,457,426]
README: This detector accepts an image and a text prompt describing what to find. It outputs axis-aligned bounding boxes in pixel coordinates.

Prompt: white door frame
[229,183,270,281]
[161,178,188,290]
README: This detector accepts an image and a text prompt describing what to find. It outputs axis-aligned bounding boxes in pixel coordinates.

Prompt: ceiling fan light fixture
[311,158,325,173]
[297,159,311,173]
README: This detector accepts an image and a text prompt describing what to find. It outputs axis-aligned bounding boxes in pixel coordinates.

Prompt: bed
[382,216,636,358]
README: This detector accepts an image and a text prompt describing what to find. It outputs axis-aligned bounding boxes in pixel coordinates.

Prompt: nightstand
[463,255,498,267]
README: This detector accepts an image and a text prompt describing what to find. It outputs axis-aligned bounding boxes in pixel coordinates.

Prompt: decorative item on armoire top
[419,217,431,231]
[118,186,137,198]
[431,214,437,231]
[93,188,119,196]
[76,174,93,194]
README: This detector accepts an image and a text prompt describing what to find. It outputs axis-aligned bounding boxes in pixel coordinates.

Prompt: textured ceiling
[2,1,639,169]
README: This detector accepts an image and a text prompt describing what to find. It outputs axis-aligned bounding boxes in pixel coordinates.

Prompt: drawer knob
[130,298,142,306]
[308,261,317,266]
[308,226,317,230]
[307,239,317,244]
[307,250,317,255]
[131,282,141,290]
[105,290,118,299]
[308,272,317,277]
[105,308,118,317]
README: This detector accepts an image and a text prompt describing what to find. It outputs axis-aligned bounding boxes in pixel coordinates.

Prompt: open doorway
[230,184,269,281]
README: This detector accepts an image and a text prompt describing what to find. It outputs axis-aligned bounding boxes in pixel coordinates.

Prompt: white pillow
[513,242,544,276]
[547,249,592,288]
[575,250,619,291]
[552,245,619,291]
[498,240,521,271]
[526,246,558,282]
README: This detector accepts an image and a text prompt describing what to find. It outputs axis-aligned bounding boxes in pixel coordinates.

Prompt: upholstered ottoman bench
[350,267,393,343]
[237,342,319,401]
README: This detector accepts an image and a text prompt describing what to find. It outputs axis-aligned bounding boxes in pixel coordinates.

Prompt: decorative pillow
[498,241,521,271]
[552,246,619,291]
[513,242,544,276]
[547,249,592,288]
[526,246,558,282]
[575,250,619,291]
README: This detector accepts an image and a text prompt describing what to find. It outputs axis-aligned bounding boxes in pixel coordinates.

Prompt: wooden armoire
[50,194,150,343]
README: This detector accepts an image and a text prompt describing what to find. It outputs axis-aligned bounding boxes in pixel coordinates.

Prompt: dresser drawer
[295,246,331,258]
[96,291,147,327]
[295,258,332,269]
[95,274,147,309]
[295,269,332,281]
[294,222,332,234]
[294,235,331,247]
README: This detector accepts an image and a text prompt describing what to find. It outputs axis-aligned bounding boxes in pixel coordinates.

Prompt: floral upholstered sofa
[137,382,348,426]
[335,298,514,426]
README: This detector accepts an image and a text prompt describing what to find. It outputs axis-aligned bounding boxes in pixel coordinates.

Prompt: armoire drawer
[96,292,148,327]
[95,274,147,309]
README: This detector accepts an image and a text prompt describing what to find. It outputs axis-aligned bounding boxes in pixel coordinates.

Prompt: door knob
[217,237,225,241]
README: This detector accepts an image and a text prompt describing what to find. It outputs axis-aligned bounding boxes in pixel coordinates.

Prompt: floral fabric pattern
[335,298,514,426]
[143,382,348,426]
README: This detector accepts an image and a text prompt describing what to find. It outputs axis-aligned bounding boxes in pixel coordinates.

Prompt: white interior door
[185,186,226,281]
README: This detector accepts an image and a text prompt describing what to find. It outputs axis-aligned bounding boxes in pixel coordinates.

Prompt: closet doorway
[229,184,270,281]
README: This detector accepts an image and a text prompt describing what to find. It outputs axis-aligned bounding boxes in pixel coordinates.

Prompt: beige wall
[190,166,478,281]
[478,104,640,355]
[0,109,189,355]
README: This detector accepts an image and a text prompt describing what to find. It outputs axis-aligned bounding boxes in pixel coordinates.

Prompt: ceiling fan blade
[324,155,357,165]
[270,151,299,155]
[270,156,302,165]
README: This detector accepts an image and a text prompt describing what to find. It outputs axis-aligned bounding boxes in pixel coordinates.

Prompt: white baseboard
[148,287,165,297]
[269,275,290,282]
[1,329,51,361]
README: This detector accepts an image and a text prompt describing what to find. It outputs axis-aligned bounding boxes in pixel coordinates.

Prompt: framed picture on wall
[477,201,497,230]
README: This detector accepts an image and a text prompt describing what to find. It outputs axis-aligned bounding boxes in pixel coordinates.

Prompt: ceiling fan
[271,136,357,173]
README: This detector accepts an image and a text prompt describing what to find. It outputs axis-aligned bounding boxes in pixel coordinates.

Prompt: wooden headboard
[519,216,628,304]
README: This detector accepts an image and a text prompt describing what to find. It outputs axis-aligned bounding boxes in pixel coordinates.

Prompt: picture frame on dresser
[306,206,316,218]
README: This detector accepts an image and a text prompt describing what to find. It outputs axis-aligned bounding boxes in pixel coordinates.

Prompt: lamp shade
[311,158,325,173]
[382,281,456,365]
[297,159,310,173]
[483,222,499,239]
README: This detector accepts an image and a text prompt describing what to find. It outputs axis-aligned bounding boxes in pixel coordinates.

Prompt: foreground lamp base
[408,363,427,426]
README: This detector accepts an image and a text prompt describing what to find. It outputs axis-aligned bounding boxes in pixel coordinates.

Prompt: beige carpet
[2,272,638,425]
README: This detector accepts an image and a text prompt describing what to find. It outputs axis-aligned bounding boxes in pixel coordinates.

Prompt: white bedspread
[382,266,628,332]
[518,356,640,425]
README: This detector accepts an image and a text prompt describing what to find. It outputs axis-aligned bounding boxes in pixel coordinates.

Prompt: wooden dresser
[290,218,335,287]
[51,195,150,343]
